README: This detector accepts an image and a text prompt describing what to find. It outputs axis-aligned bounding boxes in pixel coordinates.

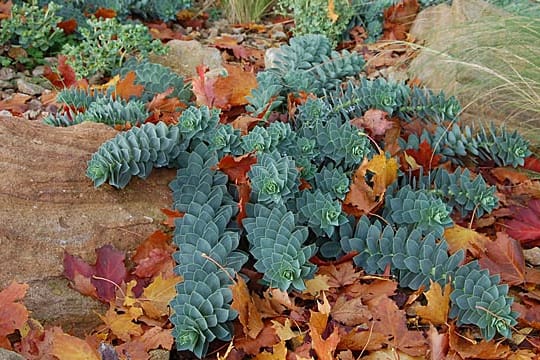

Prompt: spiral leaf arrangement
[170,144,248,358]
[340,216,517,339]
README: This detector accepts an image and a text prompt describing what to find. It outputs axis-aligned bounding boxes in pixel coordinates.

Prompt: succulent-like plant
[314,165,350,200]
[243,203,317,291]
[296,189,347,237]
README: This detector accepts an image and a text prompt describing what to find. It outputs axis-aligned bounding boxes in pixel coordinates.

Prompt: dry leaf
[304,274,331,296]
[0,281,29,348]
[113,71,144,101]
[231,276,264,339]
[415,281,451,326]
[351,109,394,137]
[51,328,100,360]
[271,319,298,341]
[253,340,287,359]
[140,274,181,319]
[331,296,371,327]
[448,324,510,359]
[99,306,144,341]
[443,224,488,257]
[478,232,526,286]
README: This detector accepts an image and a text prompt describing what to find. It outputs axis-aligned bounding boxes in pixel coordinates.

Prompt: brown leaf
[235,324,280,355]
[478,232,526,286]
[404,140,441,171]
[448,324,510,359]
[318,262,362,288]
[0,281,29,346]
[0,93,31,115]
[231,115,261,135]
[132,230,175,278]
[140,274,181,319]
[309,301,340,360]
[50,328,100,360]
[271,319,299,341]
[351,109,394,137]
[304,274,331,296]
[346,278,398,301]
[146,88,186,125]
[113,71,144,101]
[443,224,488,257]
[362,349,424,360]
[327,0,339,22]
[132,230,174,264]
[237,182,252,226]
[160,208,184,228]
[415,281,451,326]
[147,22,184,41]
[231,276,264,339]
[331,296,371,326]
[94,7,116,18]
[369,296,427,357]
[427,325,449,360]
[215,153,257,184]
[0,0,12,20]
[383,0,420,41]
[133,326,174,351]
[337,326,386,352]
[43,55,78,89]
[253,340,287,359]
[57,18,78,34]
[491,167,530,184]
[213,35,248,60]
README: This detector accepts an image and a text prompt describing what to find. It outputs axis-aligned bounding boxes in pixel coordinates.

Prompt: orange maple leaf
[231,276,264,339]
[113,71,144,101]
[215,153,257,184]
[50,327,100,360]
[309,293,340,360]
[0,281,29,349]
[140,274,182,319]
[443,225,488,257]
[415,281,452,326]
[99,306,144,341]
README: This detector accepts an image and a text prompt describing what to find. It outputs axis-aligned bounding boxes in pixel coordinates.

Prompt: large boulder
[0,117,176,335]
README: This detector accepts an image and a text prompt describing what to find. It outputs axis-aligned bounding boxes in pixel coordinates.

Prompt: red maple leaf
[478,232,526,286]
[43,55,78,89]
[506,199,540,248]
[405,139,441,170]
[215,153,257,184]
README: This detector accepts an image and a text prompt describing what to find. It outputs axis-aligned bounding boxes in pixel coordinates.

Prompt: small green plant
[61,17,167,78]
[220,0,275,23]
[0,1,71,67]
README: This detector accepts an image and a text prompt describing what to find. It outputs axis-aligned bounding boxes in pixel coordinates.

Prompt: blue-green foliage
[451,261,518,340]
[314,166,350,200]
[170,144,248,358]
[243,204,317,291]
[296,189,347,237]
[129,0,191,21]
[404,168,499,218]
[86,121,184,188]
[115,58,192,103]
[246,35,365,118]
[340,216,517,339]
[248,151,299,205]
[207,124,243,158]
[347,0,401,43]
[402,123,531,167]
[384,185,454,237]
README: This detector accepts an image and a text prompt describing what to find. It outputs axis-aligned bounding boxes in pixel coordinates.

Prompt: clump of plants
[61,17,167,78]
[0,1,73,68]
[79,33,532,358]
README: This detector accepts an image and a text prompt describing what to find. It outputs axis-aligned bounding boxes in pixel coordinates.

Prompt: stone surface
[0,348,24,360]
[0,116,176,334]
[16,78,45,95]
[524,247,540,266]
[149,39,224,78]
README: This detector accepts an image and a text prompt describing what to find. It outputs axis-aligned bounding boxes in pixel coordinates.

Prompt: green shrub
[0,1,72,67]
[61,17,167,78]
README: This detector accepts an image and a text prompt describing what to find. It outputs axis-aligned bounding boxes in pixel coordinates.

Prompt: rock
[0,348,24,360]
[264,47,281,69]
[0,116,176,335]
[31,65,45,78]
[16,78,45,96]
[149,349,170,360]
[0,67,16,81]
[524,247,540,266]
[0,80,14,89]
[149,39,224,78]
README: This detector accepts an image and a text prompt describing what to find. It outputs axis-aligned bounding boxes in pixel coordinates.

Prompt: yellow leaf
[444,224,488,257]
[141,274,181,319]
[327,0,339,23]
[99,306,144,341]
[271,318,298,341]
[304,274,330,296]
[123,280,138,308]
[415,280,451,326]
[91,75,119,92]
[366,153,399,196]
[253,340,287,359]
[51,328,100,360]
[362,349,424,359]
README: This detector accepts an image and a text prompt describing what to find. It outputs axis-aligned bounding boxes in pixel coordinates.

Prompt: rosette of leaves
[384,185,453,237]
[475,125,531,167]
[246,34,365,118]
[450,261,518,340]
[241,122,296,153]
[248,150,299,205]
[206,124,243,158]
[296,189,347,237]
[177,106,220,143]
[170,146,247,357]
[243,203,317,291]
[86,121,185,188]
[314,165,350,200]
[398,86,461,123]
[346,0,400,43]
[115,58,192,103]
[406,168,499,218]
[62,17,167,78]
[341,216,464,289]
[55,88,102,109]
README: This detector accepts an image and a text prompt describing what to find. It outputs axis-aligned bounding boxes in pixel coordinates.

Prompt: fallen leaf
[327,0,339,23]
[237,182,252,226]
[369,296,427,357]
[231,276,264,339]
[448,324,510,359]
[146,22,184,41]
[443,224,488,257]
[331,296,371,327]
[427,325,449,360]
[0,0,12,20]
[523,156,540,173]
[350,109,394,137]
[91,245,128,302]
[414,281,451,326]
[362,349,424,360]
[366,153,399,195]
[215,153,257,184]
[309,296,340,360]
[337,326,387,352]
[146,88,186,125]
[491,167,530,184]
[113,71,145,101]
[0,93,31,115]
[63,250,98,298]
[346,278,398,302]
[478,232,526,285]
[50,328,100,360]
[253,339,287,359]
[94,7,116,18]
[235,324,280,355]
[383,0,420,41]
[271,319,298,341]
[0,281,29,347]
[506,199,540,248]
[140,274,181,319]
[404,140,441,171]
[304,274,331,296]
[134,248,174,279]
[318,262,362,288]
[133,326,174,351]
[231,115,261,135]
[43,55,78,89]
[160,208,184,228]
[213,35,248,59]
[99,306,144,342]
[57,18,78,34]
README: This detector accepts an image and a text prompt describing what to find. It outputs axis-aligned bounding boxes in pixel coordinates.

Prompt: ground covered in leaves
[1,1,540,360]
